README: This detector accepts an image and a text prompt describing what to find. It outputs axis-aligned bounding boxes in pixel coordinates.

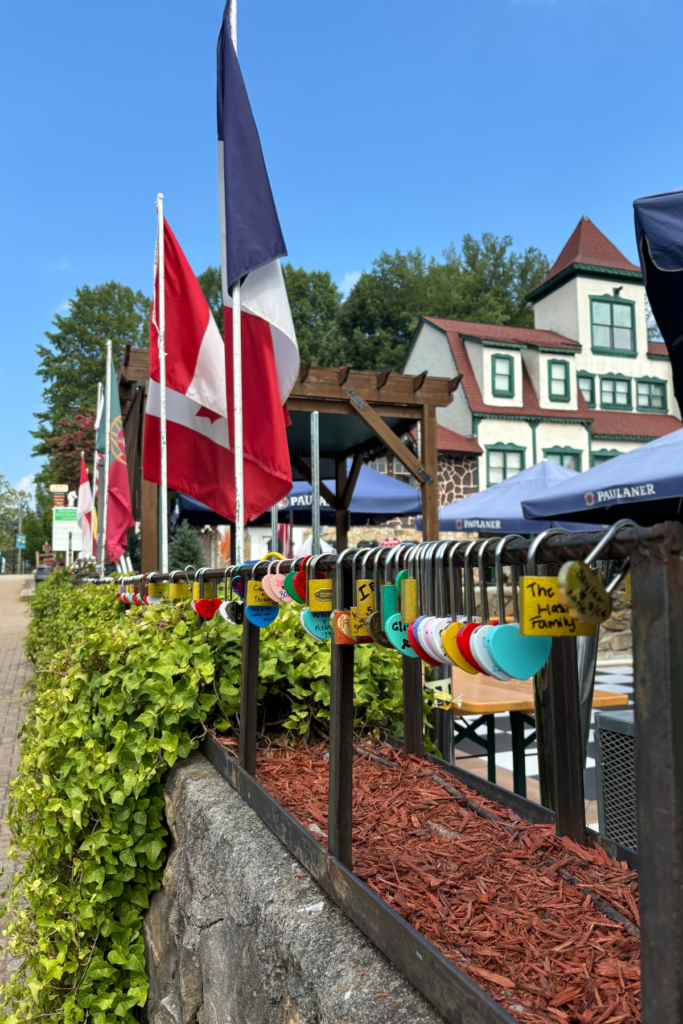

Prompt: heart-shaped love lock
[300,607,332,641]
[385,613,418,657]
[195,598,222,620]
[456,621,488,674]
[292,569,308,602]
[380,584,397,628]
[231,575,245,599]
[470,623,511,681]
[245,604,279,627]
[441,621,479,674]
[558,560,612,624]
[486,624,552,680]
[219,600,244,625]
[283,571,303,603]
[407,619,440,666]
[261,568,282,603]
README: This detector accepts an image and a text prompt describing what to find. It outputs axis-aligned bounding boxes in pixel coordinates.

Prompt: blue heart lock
[244,604,279,627]
[486,623,552,680]
[301,607,332,641]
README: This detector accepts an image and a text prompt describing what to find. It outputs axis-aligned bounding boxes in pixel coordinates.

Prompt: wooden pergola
[118,349,458,569]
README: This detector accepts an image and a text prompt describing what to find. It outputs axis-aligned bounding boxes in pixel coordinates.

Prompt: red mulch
[247,740,640,1024]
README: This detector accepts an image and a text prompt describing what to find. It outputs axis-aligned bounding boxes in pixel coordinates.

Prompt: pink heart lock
[261,561,283,602]
[271,569,292,603]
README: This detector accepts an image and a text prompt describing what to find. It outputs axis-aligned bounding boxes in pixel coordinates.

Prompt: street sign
[49,484,69,493]
[52,508,79,552]
[15,535,26,550]
[42,542,51,552]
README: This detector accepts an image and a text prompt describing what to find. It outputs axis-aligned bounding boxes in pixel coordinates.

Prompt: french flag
[217,0,299,520]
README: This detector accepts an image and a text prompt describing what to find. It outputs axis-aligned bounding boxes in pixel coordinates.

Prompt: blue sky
[1,0,681,493]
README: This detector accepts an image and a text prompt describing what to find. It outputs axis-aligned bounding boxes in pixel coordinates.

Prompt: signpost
[15,535,26,550]
[52,508,79,555]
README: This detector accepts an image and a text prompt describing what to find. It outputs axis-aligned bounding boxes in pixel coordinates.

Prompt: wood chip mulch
[251,741,640,1024]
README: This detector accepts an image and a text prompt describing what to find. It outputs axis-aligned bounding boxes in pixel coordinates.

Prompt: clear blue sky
[1,0,681,493]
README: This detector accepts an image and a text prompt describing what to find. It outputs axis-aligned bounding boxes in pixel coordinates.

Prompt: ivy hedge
[1,570,436,1022]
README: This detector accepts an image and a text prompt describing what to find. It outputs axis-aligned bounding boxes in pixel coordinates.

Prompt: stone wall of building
[437,453,478,506]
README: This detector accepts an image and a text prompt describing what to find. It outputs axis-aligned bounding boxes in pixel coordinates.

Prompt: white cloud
[48,261,71,274]
[339,270,361,298]
[55,298,71,314]
[15,474,36,506]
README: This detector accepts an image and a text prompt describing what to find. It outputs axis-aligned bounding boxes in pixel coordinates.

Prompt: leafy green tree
[33,282,151,458]
[168,520,203,571]
[282,264,342,364]
[197,266,224,337]
[322,234,550,372]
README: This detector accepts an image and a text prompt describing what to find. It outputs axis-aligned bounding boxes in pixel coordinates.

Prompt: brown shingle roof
[590,409,680,440]
[424,316,579,352]
[534,217,640,293]
[436,425,482,455]
[648,340,670,358]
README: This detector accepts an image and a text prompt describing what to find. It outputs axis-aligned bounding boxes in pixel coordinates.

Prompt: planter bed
[249,740,641,1024]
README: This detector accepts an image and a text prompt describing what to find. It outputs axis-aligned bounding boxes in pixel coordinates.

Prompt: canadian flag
[77,454,93,558]
[143,221,236,519]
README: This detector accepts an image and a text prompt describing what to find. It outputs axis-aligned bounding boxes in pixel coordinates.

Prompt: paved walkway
[0,575,33,987]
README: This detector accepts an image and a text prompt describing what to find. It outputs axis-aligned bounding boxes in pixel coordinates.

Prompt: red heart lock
[407,622,440,667]
[195,598,222,620]
[292,569,307,602]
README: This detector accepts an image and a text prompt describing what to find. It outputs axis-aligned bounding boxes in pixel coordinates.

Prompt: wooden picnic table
[449,669,628,799]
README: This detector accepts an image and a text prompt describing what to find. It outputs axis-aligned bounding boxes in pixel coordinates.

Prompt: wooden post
[631,533,683,1024]
[420,403,439,541]
[402,657,424,756]
[328,559,354,868]
[239,616,261,776]
[335,457,349,553]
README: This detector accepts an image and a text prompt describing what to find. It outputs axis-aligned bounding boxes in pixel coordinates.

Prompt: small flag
[76,454,93,558]
[217,0,299,521]
[96,359,134,563]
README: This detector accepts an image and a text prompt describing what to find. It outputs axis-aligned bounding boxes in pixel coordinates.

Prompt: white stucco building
[403,217,680,489]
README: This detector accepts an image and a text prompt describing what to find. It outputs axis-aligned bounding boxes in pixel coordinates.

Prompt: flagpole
[229,4,245,564]
[156,193,169,573]
[92,382,103,558]
[100,339,112,576]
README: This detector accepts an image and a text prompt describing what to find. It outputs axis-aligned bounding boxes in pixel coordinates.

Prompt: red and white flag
[143,221,234,518]
[77,454,93,557]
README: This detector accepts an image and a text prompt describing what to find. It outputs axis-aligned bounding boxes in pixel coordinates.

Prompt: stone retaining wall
[144,753,444,1024]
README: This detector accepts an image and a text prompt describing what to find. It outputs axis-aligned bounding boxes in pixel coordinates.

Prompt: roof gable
[423,317,579,352]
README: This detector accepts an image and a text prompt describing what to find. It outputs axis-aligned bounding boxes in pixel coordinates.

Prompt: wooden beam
[346,390,433,485]
[412,371,428,392]
[335,458,349,552]
[376,369,391,390]
[340,452,363,510]
[290,453,338,510]
[338,364,352,386]
[290,366,453,407]
[287,397,420,419]
[448,374,463,393]
[420,402,439,541]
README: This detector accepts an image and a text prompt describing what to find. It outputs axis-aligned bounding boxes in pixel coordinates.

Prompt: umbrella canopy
[174,462,421,527]
[522,428,683,526]
[420,461,595,533]
[633,188,683,410]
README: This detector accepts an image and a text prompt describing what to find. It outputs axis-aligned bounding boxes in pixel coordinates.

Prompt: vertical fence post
[328,556,354,868]
[402,657,424,756]
[631,530,683,1024]
[238,615,260,776]
[545,636,585,843]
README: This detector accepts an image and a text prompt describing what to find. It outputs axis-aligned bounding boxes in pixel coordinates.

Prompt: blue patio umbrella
[522,428,683,526]
[174,462,422,527]
[417,460,595,533]
[634,188,683,410]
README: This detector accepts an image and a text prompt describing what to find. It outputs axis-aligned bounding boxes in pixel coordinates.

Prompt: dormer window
[548,360,570,402]
[590,295,636,354]
[491,354,514,398]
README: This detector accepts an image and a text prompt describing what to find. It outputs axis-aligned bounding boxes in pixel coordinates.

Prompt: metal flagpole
[156,193,169,573]
[230,3,245,565]
[311,411,320,556]
[99,339,112,576]
[271,505,278,554]
[92,382,103,559]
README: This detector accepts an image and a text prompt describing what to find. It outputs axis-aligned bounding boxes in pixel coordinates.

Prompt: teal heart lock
[483,534,552,680]
[301,607,331,641]
[385,614,418,657]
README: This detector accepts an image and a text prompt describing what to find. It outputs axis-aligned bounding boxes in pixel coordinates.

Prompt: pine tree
[168,521,203,572]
